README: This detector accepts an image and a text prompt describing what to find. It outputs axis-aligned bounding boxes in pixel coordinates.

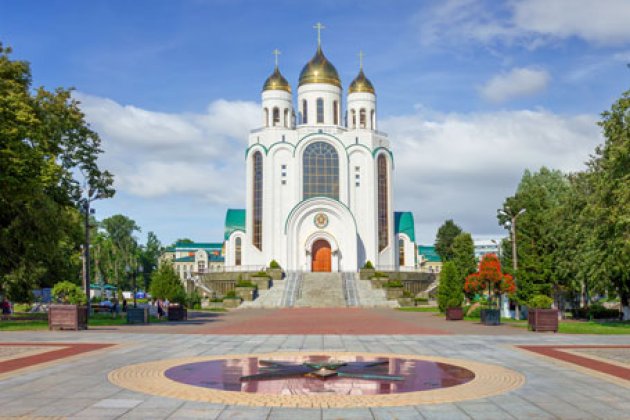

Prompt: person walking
[157,299,164,319]
[1,297,11,315]
[122,298,128,313]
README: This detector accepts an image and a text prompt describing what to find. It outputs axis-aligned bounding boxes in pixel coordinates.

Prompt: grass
[397,306,440,312]
[190,308,228,312]
[0,312,166,330]
[558,320,630,334]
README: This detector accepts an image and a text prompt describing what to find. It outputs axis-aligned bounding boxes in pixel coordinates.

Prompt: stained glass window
[252,151,263,250]
[378,154,388,251]
[235,237,242,266]
[303,142,339,200]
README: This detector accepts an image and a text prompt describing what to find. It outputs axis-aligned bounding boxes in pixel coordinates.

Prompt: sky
[2,0,629,246]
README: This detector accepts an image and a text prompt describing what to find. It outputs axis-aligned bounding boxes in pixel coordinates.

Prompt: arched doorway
[311,239,331,272]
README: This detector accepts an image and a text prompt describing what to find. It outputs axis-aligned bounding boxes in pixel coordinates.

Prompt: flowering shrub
[464,254,515,308]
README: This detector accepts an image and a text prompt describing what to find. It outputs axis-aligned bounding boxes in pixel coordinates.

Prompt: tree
[0,43,114,301]
[139,231,162,290]
[149,263,186,305]
[434,220,463,261]
[437,261,464,312]
[451,233,477,282]
[465,254,515,309]
[98,214,140,291]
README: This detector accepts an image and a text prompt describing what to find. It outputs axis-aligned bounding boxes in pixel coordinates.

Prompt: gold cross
[272,49,281,67]
[313,22,325,46]
[358,50,365,70]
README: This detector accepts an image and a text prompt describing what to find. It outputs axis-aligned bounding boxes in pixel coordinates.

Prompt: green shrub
[402,290,413,298]
[149,263,187,305]
[52,281,87,305]
[186,291,202,309]
[12,303,31,312]
[91,296,102,303]
[588,303,619,319]
[235,280,256,288]
[437,261,463,312]
[224,290,238,299]
[467,306,482,318]
[372,271,388,279]
[363,260,374,269]
[415,297,429,303]
[210,298,223,302]
[384,280,403,288]
[252,271,269,278]
[269,260,281,269]
[528,295,553,309]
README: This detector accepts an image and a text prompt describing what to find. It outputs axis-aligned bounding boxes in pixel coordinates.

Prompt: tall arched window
[264,108,269,127]
[360,108,366,129]
[316,98,324,123]
[302,100,308,124]
[333,101,339,125]
[235,237,242,266]
[351,109,356,128]
[252,151,263,250]
[303,142,339,200]
[399,238,405,266]
[283,108,289,127]
[370,110,375,130]
[272,107,280,126]
[377,154,389,251]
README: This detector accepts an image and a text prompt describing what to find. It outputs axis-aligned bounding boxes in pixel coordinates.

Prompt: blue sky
[2,0,629,246]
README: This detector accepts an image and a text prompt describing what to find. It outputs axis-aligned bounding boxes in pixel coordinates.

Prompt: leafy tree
[171,238,193,247]
[437,261,464,311]
[0,43,113,301]
[52,280,87,305]
[149,263,186,305]
[139,231,162,290]
[451,233,477,282]
[434,219,463,261]
[465,254,515,309]
[98,214,140,291]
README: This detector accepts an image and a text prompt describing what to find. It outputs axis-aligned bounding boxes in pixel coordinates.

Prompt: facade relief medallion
[314,212,329,228]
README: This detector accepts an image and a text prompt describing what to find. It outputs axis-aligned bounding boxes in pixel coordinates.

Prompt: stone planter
[167,304,187,321]
[360,269,375,280]
[267,268,283,281]
[480,308,501,325]
[445,307,464,321]
[251,276,271,290]
[528,308,559,332]
[397,297,415,307]
[386,288,404,300]
[49,304,87,330]
[202,300,224,309]
[223,297,241,308]
[370,278,387,289]
[235,286,256,301]
[126,307,149,324]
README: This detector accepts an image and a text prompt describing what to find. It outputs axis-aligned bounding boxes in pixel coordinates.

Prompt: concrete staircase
[356,277,399,308]
[239,279,287,309]
[294,272,347,307]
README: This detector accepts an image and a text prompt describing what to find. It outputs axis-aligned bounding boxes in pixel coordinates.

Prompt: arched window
[351,109,356,128]
[360,108,366,129]
[252,151,263,250]
[272,107,280,126]
[264,108,269,127]
[377,154,388,251]
[283,108,289,127]
[302,100,308,124]
[303,142,339,200]
[333,101,339,125]
[235,237,242,266]
[370,110,375,130]
[399,238,405,266]
[316,98,324,123]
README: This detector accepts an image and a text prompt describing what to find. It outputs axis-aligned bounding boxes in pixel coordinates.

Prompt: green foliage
[437,261,464,311]
[402,290,413,298]
[384,280,403,288]
[269,260,281,269]
[252,271,268,277]
[224,290,238,299]
[371,271,388,279]
[451,233,477,280]
[434,219,463,261]
[186,290,202,309]
[363,260,374,269]
[528,294,553,309]
[52,281,87,305]
[149,263,186,305]
[235,280,256,288]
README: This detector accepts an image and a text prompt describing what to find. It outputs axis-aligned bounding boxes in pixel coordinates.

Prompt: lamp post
[80,200,95,319]
[500,207,526,319]
[135,265,143,308]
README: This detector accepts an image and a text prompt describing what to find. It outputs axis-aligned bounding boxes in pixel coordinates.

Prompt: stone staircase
[294,272,347,307]
[356,277,399,308]
[238,279,287,309]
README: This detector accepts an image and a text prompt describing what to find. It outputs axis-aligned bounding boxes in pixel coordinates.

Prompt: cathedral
[223,30,418,273]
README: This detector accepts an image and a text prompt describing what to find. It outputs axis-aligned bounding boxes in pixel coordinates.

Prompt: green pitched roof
[394,211,415,242]
[224,209,246,240]
[175,242,222,250]
[174,256,195,263]
[418,245,441,262]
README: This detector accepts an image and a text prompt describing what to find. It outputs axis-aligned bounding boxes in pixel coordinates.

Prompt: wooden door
[311,240,331,272]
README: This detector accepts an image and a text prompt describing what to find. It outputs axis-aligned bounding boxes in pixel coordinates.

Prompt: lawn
[0,312,165,330]
[397,306,440,312]
[558,320,630,334]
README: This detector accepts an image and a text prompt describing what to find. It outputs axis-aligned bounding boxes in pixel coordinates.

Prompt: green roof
[224,209,246,240]
[394,211,415,242]
[175,242,222,250]
[174,256,195,263]
[418,245,441,262]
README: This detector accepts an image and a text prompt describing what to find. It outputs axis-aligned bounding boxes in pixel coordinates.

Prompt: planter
[480,308,501,325]
[528,308,559,332]
[126,307,149,324]
[235,286,256,301]
[397,297,415,307]
[48,304,87,330]
[251,276,271,290]
[223,297,241,308]
[370,278,387,289]
[167,304,187,321]
[202,300,224,309]
[359,269,375,280]
[267,268,283,281]
[386,288,404,300]
[446,307,464,321]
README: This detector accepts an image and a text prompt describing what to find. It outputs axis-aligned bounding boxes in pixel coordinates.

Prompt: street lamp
[499,207,526,319]
[136,265,143,308]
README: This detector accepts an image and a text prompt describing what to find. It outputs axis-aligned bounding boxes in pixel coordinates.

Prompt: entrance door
[311,239,331,272]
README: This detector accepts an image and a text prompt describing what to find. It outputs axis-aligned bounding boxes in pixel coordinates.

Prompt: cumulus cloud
[418,0,630,47]
[479,67,550,102]
[382,108,602,243]
[76,93,259,203]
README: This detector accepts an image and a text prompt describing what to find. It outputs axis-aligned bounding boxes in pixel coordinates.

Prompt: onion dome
[263,66,291,93]
[348,69,375,94]
[298,46,341,88]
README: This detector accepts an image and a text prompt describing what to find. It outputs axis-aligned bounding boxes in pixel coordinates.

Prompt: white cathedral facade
[223,38,418,272]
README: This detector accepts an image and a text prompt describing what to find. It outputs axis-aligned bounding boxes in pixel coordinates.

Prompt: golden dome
[298,46,341,88]
[348,69,375,94]
[263,66,291,93]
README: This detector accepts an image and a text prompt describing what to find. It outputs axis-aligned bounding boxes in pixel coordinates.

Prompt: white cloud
[382,108,602,243]
[76,93,259,203]
[479,67,550,102]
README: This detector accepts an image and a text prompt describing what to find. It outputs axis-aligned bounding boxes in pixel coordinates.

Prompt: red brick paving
[0,342,113,375]
[518,345,630,381]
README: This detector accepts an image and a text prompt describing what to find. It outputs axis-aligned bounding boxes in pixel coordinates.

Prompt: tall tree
[451,233,477,282]
[98,215,140,290]
[434,219,463,261]
[139,231,162,290]
[0,43,114,301]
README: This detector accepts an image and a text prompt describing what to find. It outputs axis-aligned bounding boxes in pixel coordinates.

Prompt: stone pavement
[0,311,629,419]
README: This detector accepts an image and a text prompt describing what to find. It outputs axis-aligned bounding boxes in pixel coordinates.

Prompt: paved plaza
[1,310,629,419]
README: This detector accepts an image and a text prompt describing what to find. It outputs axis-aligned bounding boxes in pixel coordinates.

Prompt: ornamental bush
[384,280,403,288]
[437,261,464,312]
[224,290,238,299]
[235,280,256,288]
[52,281,87,305]
[269,260,281,269]
[528,294,553,309]
[363,260,375,269]
[464,254,516,309]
